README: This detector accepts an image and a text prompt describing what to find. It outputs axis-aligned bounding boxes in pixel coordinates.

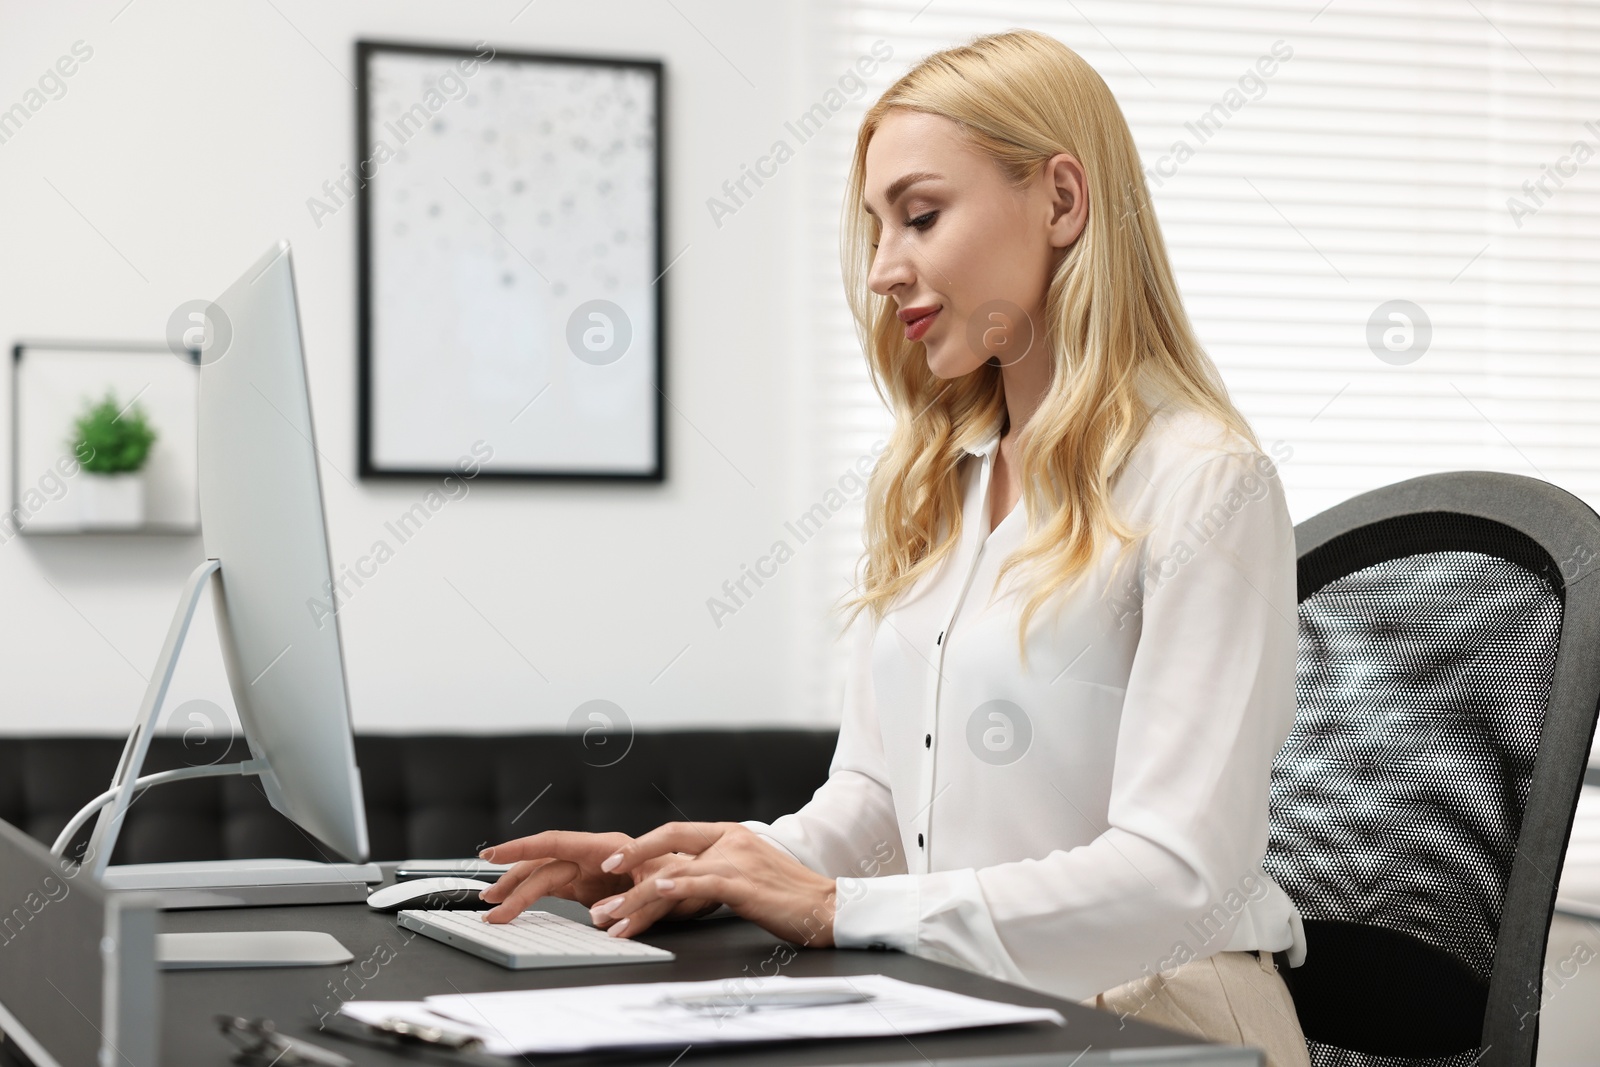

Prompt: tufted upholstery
[0,731,838,865]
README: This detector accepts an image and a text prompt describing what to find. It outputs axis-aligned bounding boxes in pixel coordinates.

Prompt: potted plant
[68,390,159,529]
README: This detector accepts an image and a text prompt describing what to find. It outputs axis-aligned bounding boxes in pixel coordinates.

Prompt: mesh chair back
[1264,476,1600,1067]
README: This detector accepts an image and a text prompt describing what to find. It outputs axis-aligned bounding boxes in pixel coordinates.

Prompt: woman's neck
[996,343,1053,449]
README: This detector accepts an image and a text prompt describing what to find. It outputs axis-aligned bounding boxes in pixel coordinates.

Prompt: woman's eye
[876,207,934,244]
[870,211,937,250]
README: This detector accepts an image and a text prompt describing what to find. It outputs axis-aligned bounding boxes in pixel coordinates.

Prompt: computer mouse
[366,877,492,913]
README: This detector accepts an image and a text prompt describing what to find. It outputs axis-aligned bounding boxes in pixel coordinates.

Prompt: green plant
[69,390,159,474]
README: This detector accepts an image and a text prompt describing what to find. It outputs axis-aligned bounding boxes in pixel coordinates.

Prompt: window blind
[797,1,1600,743]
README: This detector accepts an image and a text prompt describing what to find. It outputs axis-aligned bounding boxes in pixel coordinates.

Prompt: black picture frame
[355,38,666,482]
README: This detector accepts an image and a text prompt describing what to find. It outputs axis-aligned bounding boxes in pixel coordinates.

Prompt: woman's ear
[1045,152,1089,249]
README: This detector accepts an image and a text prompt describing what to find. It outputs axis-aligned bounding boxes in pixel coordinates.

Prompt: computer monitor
[57,241,372,900]
[198,240,369,861]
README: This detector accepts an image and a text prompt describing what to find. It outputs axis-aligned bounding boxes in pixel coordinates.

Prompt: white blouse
[742,407,1307,1001]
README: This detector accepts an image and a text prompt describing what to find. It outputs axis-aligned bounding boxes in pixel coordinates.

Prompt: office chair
[1263,471,1600,1067]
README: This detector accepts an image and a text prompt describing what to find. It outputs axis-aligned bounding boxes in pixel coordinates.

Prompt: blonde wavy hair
[838,28,1257,667]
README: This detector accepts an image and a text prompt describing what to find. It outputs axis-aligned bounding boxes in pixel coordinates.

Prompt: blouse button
[917,833,925,848]
[924,734,931,748]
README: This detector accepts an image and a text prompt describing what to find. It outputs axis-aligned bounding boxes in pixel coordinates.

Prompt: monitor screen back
[200,241,368,862]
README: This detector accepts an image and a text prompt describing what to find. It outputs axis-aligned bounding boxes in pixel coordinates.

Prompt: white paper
[340,974,1064,1056]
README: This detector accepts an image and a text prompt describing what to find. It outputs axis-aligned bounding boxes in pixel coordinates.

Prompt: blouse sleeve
[829,447,1299,998]
[740,609,910,881]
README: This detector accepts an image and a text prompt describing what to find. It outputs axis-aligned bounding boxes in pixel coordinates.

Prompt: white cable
[50,759,269,860]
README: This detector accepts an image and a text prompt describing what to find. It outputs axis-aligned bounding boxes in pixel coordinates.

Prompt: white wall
[1537,913,1600,1064]
[0,0,839,735]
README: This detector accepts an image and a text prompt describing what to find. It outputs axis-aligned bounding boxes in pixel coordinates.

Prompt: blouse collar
[962,426,1003,460]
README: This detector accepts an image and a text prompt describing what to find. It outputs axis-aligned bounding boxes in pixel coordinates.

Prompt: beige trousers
[1090,950,1312,1067]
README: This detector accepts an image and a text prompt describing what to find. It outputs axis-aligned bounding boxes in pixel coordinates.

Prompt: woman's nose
[868,239,912,296]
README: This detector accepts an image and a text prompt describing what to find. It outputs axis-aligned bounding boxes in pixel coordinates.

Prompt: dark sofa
[0,731,838,865]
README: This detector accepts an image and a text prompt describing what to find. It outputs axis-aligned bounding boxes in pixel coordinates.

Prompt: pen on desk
[660,989,875,1012]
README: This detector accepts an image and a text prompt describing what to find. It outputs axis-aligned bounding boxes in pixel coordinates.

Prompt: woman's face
[863,109,1087,380]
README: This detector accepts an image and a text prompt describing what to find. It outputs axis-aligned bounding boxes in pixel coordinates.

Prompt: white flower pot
[78,471,145,530]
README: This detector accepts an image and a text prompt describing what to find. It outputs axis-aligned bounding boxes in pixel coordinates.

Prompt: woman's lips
[904,307,941,341]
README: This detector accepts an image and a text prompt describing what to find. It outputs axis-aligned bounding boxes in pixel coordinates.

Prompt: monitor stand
[102,859,380,908]
[51,558,382,919]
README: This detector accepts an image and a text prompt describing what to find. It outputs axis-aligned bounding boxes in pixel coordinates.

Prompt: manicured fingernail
[607,918,630,937]
[478,849,492,859]
[655,878,675,892]
[591,898,621,917]
[601,852,623,872]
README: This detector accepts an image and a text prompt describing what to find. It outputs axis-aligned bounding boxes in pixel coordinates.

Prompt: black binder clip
[317,1010,506,1064]
[215,1015,354,1067]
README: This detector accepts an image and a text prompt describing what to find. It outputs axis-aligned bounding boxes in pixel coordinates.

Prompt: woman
[479,28,1310,1065]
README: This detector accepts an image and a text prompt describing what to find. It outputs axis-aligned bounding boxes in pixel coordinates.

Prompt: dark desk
[160,892,1261,1066]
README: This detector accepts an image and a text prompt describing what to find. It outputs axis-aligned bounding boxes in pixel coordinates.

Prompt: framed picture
[355,39,665,481]
[10,342,199,536]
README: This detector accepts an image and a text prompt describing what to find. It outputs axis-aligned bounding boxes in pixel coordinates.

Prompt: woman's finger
[604,822,734,872]
[590,853,742,925]
[478,858,548,904]
[653,873,741,909]
[593,896,678,940]
[587,878,664,925]
[483,858,579,923]
[480,830,627,867]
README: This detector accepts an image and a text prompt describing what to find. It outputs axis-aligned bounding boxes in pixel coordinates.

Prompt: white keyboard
[396,909,675,969]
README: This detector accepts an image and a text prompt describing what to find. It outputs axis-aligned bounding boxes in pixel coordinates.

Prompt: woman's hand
[477,831,631,922]
[475,830,716,926]
[587,822,838,947]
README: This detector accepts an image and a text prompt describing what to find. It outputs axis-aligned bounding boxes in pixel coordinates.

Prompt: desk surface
[159,891,1257,1066]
